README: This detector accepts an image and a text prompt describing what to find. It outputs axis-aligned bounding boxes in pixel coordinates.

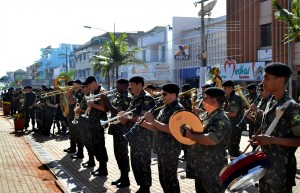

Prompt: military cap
[41,85,47,88]
[181,84,191,90]
[85,76,97,85]
[26,86,32,89]
[201,83,213,88]
[9,87,14,90]
[129,76,144,85]
[264,62,292,77]
[222,80,234,87]
[246,83,256,90]
[116,78,129,85]
[81,81,88,86]
[73,79,82,85]
[67,80,74,86]
[145,84,154,89]
[205,87,225,98]
[162,83,180,95]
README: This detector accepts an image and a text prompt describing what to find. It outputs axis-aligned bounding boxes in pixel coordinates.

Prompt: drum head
[228,166,268,192]
[169,110,203,145]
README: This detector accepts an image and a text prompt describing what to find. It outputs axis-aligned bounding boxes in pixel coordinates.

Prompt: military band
[4,62,300,193]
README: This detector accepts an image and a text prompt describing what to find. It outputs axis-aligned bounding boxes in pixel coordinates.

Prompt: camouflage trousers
[157,152,181,193]
[227,126,242,157]
[113,133,130,172]
[129,134,152,187]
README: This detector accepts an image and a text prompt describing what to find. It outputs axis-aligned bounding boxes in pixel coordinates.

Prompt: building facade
[227,0,300,98]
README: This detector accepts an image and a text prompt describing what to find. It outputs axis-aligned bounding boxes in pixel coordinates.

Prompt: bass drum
[219,151,269,192]
[169,110,203,145]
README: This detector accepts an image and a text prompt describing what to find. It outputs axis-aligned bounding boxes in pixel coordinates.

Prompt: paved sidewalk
[0,113,63,193]
[1,108,300,193]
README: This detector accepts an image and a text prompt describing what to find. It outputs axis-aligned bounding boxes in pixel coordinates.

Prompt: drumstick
[243,125,263,154]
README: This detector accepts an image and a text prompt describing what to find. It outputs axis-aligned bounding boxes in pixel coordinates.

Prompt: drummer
[181,87,231,193]
[250,63,300,192]
[141,83,184,193]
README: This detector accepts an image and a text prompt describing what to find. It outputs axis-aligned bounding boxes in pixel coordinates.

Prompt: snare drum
[219,151,269,192]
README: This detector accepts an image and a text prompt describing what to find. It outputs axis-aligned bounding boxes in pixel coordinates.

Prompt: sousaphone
[169,110,203,145]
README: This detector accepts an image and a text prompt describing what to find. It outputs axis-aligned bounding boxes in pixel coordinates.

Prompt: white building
[131,26,172,86]
[172,16,227,87]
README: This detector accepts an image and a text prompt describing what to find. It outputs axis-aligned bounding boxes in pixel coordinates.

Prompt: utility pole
[194,0,209,87]
[65,46,68,73]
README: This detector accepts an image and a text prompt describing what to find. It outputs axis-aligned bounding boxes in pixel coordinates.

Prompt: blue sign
[180,67,200,78]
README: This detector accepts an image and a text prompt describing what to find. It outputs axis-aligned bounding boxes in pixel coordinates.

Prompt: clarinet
[123,99,163,140]
[236,94,261,129]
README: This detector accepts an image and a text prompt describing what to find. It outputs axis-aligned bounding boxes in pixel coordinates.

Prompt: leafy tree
[0,76,9,83]
[90,32,145,90]
[58,69,76,81]
[272,0,300,42]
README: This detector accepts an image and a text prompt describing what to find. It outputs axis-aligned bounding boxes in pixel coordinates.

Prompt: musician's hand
[180,125,191,138]
[100,94,109,102]
[249,104,257,112]
[144,112,154,124]
[87,101,93,108]
[250,134,274,146]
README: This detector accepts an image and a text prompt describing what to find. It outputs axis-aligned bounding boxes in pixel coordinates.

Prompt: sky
[0,0,226,78]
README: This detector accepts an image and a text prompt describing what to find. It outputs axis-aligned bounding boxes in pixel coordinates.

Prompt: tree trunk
[107,70,111,91]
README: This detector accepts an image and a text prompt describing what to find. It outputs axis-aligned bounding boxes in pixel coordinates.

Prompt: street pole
[195,0,208,87]
[65,46,68,73]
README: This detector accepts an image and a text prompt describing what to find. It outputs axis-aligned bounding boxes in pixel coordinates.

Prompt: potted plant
[2,102,11,115]
[13,113,26,132]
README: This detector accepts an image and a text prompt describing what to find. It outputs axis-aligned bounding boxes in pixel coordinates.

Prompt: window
[261,24,272,47]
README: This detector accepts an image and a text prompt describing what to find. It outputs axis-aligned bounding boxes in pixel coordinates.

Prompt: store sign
[258,49,272,61]
[174,45,190,60]
[206,62,265,81]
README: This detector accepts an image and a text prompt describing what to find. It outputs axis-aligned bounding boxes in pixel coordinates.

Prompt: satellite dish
[198,0,217,16]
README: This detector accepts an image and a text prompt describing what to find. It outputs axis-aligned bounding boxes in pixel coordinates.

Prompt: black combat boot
[116,171,130,188]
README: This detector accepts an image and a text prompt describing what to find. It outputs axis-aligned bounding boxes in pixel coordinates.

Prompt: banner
[205,62,265,82]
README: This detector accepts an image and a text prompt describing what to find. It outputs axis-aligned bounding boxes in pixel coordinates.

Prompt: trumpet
[100,108,136,126]
[82,107,91,119]
[72,99,80,124]
[85,89,116,101]
[41,85,82,98]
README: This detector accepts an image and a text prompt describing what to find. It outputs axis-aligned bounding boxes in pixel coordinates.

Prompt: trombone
[178,88,197,97]
[100,108,136,126]
[41,85,82,98]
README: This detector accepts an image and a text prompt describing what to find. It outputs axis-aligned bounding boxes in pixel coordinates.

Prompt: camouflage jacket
[126,90,155,136]
[224,90,244,127]
[261,91,300,187]
[88,86,107,127]
[154,99,183,154]
[24,92,36,108]
[108,91,131,135]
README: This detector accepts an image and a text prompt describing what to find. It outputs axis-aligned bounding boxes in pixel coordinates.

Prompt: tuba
[54,76,70,117]
[205,66,223,87]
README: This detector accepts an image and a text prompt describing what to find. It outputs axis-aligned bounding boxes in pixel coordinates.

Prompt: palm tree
[90,32,145,90]
[272,0,300,43]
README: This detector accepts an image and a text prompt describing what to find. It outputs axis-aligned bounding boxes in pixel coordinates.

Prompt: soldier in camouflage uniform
[44,88,58,136]
[141,83,184,193]
[222,80,244,158]
[244,83,260,150]
[75,82,95,167]
[250,63,300,193]
[63,81,77,153]
[247,83,271,151]
[85,76,109,176]
[119,76,155,193]
[101,78,131,188]
[69,79,85,159]
[23,86,36,131]
[182,87,231,193]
